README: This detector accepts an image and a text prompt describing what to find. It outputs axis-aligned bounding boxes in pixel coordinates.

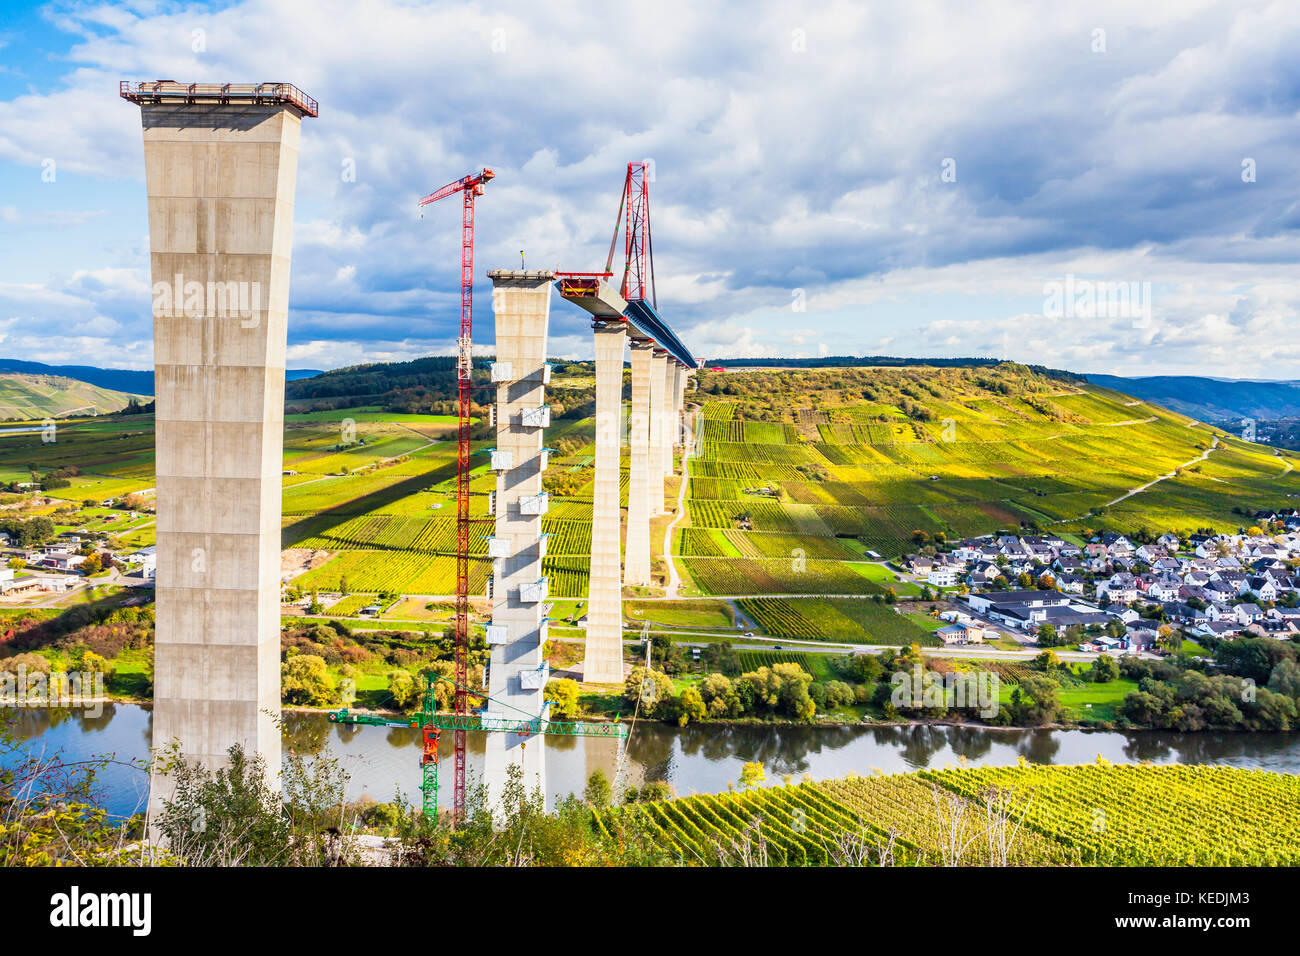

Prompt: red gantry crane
[417,167,494,823]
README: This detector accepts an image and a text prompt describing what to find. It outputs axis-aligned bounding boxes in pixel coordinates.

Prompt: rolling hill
[0,373,148,420]
[0,359,324,397]
[3,359,1298,601]
[1086,373,1300,420]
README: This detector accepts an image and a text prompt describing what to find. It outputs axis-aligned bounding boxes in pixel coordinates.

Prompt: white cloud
[2,0,1300,375]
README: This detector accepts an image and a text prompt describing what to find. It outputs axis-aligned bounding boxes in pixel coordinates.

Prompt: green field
[5,362,1299,608]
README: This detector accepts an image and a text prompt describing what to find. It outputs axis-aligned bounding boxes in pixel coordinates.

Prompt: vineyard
[594,764,1300,866]
[683,364,1300,571]
[737,597,940,645]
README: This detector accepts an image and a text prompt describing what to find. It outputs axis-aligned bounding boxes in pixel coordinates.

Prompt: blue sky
[2,0,1300,376]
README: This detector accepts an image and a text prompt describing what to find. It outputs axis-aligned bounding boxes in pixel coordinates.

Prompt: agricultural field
[736,597,941,645]
[6,361,1299,610]
[681,364,1300,599]
[734,649,837,681]
[596,764,1300,865]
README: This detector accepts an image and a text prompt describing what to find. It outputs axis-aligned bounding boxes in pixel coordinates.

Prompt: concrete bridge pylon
[120,80,317,812]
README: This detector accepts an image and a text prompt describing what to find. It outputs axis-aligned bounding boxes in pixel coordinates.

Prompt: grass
[995,666,1138,721]
[624,599,735,630]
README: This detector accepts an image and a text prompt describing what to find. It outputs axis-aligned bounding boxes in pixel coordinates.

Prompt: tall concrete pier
[483,270,554,803]
[121,81,317,801]
[625,340,654,586]
[648,351,667,516]
[552,275,695,670]
[672,364,687,448]
[661,358,678,478]
[583,321,627,682]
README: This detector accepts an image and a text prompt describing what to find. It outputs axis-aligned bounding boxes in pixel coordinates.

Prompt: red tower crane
[418,166,494,823]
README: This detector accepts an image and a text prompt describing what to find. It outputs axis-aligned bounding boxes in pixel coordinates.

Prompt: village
[0,517,155,606]
[904,509,1300,654]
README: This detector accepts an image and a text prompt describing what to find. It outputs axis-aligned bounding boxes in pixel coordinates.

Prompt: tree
[1010,674,1061,725]
[739,761,766,789]
[282,655,336,706]
[677,686,706,726]
[7,557,23,570]
[623,666,675,719]
[583,770,612,809]
[1267,658,1300,699]
[1089,655,1120,683]
[699,673,743,717]
[79,553,102,575]
[544,677,580,718]
[74,650,113,677]
[387,670,418,709]
[737,663,815,720]
[1156,625,1182,653]
[1035,623,1061,647]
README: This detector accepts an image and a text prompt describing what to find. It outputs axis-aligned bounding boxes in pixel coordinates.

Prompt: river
[4,703,1300,817]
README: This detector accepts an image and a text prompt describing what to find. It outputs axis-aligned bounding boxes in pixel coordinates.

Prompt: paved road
[547,626,1103,661]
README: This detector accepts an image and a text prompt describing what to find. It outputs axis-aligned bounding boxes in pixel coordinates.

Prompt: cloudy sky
[2,0,1300,377]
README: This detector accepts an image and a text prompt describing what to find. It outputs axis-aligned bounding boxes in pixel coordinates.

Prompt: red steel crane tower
[617,161,655,307]
[418,166,494,822]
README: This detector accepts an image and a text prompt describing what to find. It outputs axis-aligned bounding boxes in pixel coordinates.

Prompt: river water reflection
[5,704,1300,817]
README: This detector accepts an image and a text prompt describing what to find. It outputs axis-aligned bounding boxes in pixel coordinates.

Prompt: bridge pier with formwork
[120,80,318,811]
[483,270,554,805]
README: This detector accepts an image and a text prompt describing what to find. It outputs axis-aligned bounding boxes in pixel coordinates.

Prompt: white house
[927,567,958,587]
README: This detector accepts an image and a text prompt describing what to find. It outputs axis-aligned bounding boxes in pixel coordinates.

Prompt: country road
[546,627,1104,662]
[1105,435,1219,507]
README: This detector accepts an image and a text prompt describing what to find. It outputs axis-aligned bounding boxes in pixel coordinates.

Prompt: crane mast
[417,167,494,823]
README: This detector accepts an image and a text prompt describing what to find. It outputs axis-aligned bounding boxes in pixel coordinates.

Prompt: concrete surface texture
[647,351,667,516]
[624,341,655,586]
[582,322,627,683]
[661,359,677,478]
[673,365,686,445]
[483,270,554,804]
[135,97,308,810]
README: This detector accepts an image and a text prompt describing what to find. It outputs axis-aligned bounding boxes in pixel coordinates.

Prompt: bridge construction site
[119,79,696,819]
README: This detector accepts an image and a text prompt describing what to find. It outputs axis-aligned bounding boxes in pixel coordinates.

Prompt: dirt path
[1106,435,1220,507]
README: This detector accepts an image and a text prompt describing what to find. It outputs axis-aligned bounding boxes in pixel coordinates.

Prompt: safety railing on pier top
[119,81,319,118]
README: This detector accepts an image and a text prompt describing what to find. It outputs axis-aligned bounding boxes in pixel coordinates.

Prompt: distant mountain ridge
[0,360,323,397]
[1086,374,1300,420]
[0,373,145,420]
